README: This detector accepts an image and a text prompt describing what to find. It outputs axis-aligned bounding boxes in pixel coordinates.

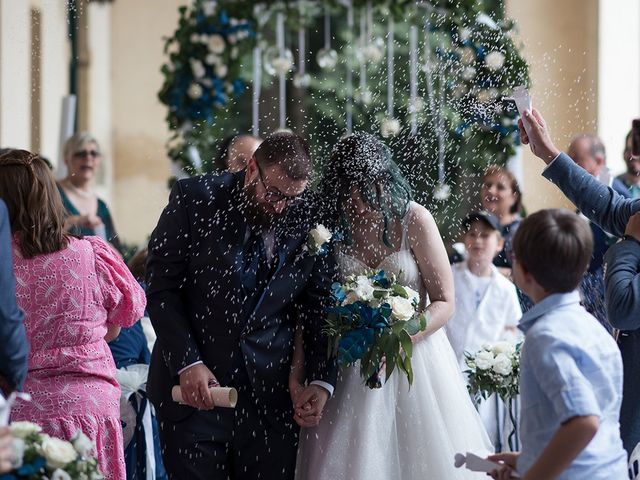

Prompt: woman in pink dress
[0,149,146,480]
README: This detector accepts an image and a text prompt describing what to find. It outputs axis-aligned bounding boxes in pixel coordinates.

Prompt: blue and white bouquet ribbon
[324,270,428,389]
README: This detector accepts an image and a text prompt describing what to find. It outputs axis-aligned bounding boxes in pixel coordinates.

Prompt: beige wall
[110,0,187,246]
[507,0,599,213]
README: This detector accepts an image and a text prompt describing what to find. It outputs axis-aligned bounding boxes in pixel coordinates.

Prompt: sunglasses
[73,150,100,158]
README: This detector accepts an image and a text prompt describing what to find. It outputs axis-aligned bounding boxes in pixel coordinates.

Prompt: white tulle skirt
[295,329,493,480]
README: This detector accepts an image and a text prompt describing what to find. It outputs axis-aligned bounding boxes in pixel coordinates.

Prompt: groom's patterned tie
[242,228,270,298]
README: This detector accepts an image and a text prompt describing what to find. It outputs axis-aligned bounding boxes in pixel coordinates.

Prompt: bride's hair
[320,133,412,247]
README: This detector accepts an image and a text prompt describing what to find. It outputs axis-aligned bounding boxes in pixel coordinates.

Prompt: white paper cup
[171,386,238,409]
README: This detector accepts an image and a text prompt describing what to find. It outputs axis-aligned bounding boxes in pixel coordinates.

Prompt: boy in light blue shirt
[489,209,627,480]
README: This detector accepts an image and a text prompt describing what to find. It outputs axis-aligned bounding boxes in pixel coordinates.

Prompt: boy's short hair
[513,209,593,293]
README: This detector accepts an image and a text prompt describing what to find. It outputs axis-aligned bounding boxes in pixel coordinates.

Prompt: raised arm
[519,109,640,236]
[408,204,455,340]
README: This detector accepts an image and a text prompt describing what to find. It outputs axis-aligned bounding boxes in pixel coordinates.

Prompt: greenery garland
[158,0,529,237]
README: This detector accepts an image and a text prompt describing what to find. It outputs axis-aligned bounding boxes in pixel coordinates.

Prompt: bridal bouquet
[323,270,428,389]
[464,341,522,403]
[5,422,103,479]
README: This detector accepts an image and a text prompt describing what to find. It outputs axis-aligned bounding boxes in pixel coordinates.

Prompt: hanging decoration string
[437,71,446,185]
[359,8,366,96]
[277,12,286,129]
[298,14,306,77]
[346,0,354,134]
[387,17,395,118]
[409,24,418,135]
[252,45,262,137]
[324,6,331,50]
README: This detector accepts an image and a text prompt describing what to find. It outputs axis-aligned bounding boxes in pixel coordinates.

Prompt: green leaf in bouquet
[373,289,387,300]
[402,354,414,386]
[392,284,409,299]
[398,329,413,359]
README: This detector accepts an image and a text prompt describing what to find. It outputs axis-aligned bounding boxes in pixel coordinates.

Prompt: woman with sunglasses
[0,149,146,479]
[58,132,121,252]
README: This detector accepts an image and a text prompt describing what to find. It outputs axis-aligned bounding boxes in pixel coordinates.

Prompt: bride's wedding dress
[295,203,492,480]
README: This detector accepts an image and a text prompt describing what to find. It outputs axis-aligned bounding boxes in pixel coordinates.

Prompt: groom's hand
[517,108,561,164]
[179,363,218,410]
[293,384,329,428]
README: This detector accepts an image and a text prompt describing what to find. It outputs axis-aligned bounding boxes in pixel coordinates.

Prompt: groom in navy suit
[146,132,337,479]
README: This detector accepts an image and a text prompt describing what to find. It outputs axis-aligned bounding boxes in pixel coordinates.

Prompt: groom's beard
[243,183,286,230]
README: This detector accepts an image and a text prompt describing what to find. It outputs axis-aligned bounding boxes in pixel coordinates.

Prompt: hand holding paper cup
[454,452,520,478]
[171,385,238,409]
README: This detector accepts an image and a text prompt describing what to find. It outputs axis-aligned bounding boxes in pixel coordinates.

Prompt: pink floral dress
[11,236,146,480]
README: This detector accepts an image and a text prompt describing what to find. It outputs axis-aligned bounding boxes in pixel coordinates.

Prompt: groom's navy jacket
[146,171,337,424]
[543,152,640,455]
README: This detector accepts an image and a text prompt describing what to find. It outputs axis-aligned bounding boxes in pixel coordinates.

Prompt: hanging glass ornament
[293,72,311,88]
[363,38,385,63]
[263,46,294,76]
[433,183,451,201]
[317,48,338,69]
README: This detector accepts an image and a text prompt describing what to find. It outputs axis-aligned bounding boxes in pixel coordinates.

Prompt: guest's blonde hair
[63,132,100,161]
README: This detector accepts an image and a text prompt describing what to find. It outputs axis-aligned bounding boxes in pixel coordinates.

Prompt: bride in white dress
[292,133,492,479]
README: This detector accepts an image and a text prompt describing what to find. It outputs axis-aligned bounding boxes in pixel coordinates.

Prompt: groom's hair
[253,132,312,181]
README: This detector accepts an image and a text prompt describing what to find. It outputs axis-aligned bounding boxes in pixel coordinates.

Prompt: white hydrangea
[353,276,375,302]
[215,64,228,78]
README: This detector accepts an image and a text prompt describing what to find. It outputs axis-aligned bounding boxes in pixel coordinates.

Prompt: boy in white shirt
[446,211,523,448]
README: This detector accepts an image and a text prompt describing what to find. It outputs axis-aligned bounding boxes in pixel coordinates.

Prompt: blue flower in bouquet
[358,304,389,330]
[331,283,347,304]
[337,328,375,365]
[15,456,46,477]
[371,270,391,288]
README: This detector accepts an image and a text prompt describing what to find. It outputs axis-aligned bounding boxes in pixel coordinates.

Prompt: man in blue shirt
[489,209,627,479]
[0,198,28,396]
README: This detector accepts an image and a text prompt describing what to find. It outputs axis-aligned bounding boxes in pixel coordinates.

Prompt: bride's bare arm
[407,204,455,341]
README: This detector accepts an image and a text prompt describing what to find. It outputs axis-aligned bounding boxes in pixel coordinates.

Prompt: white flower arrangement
[465,341,521,403]
[7,421,102,479]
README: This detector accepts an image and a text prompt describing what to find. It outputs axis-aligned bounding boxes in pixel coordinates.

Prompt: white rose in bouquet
[491,341,515,356]
[484,51,505,71]
[72,430,95,457]
[474,350,494,370]
[491,353,513,376]
[51,469,73,480]
[10,421,42,439]
[42,437,78,469]
[388,296,415,321]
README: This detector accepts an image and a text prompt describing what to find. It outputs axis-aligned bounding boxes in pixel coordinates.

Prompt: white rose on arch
[208,34,225,54]
[380,117,401,138]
